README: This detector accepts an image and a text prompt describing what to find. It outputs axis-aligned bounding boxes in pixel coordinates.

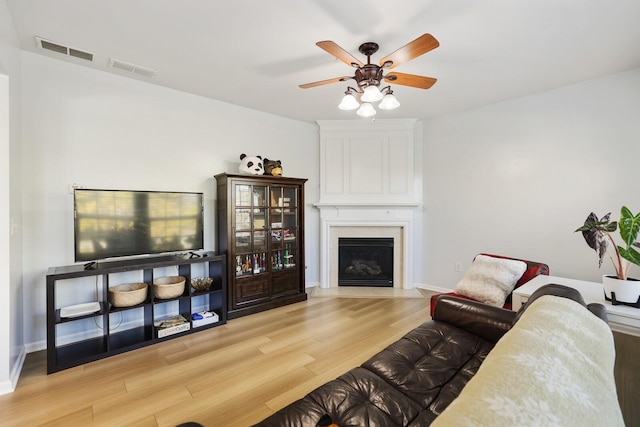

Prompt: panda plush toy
[238,154,264,175]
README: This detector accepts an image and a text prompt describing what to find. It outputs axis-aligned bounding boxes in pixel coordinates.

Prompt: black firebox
[338,237,393,287]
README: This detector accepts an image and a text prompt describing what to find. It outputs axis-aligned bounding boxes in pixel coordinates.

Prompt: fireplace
[338,238,393,287]
[322,223,409,289]
[315,119,422,289]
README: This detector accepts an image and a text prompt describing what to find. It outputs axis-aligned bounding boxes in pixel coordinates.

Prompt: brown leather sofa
[255,284,607,427]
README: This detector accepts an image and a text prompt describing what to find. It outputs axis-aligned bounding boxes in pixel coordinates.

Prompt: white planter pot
[603,275,640,306]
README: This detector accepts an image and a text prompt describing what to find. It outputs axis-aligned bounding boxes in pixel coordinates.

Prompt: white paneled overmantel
[316,119,422,206]
[316,119,423,289]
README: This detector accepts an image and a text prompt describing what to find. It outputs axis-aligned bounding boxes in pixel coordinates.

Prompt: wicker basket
[191,277,213,292]
[109,282,148,307]
[153,276,186,299]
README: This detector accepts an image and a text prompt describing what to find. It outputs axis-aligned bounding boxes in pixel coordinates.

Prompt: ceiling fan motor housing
[355,65,384,90]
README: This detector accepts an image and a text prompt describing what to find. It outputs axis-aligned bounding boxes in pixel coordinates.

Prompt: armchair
[429,253,549,316]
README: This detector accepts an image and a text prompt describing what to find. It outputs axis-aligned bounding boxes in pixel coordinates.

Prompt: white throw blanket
[433,295,624,427]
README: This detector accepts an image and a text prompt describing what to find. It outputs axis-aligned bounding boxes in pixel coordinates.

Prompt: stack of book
[154,314,190,338]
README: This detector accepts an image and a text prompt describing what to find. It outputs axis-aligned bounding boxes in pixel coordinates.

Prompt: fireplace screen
[338,237,393,287]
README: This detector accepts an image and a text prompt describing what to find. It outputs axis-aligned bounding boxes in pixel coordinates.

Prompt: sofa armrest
[432,295,516,343]
[587,303,608,322]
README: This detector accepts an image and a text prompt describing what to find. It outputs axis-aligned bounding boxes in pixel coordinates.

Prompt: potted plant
[575,206,640,306]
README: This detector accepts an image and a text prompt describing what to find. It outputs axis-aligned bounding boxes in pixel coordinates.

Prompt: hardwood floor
[1,291,637,426]
[0,293,431,426]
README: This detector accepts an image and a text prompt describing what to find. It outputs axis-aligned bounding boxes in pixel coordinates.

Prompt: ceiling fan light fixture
[301,35,440,117]
[338,92,360,110]
[360,85,384,102]
[379,92,400,110]
[356,102,376,117]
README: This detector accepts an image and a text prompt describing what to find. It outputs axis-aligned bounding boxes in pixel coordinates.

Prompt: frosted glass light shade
[356,102,376,117]
[338,93,359,110]
[378,93,400,110]
[361,85,383,102]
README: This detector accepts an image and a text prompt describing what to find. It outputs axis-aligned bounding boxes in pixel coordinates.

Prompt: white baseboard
[0,379,14,395]
[306,282,454,293]
[0,346,27,396]
[414,283,453,293]
[25,340,46,353]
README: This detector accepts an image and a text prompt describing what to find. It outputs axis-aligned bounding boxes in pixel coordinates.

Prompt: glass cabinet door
[270,186,298,271]
[235,184,252,207]
[233,184,268,277]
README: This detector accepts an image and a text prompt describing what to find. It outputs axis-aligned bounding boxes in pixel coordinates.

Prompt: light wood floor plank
[263,344,383,412]
[44,406,94,427]
[92,384,193,426]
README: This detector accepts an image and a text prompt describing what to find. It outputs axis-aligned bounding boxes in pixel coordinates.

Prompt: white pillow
[455,255,527,307]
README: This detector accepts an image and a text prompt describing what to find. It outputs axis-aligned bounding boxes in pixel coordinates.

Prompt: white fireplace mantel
[316,119,423,289]
[316,204,417,289]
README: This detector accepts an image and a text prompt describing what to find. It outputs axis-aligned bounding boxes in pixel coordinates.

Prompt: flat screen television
[74,189,204,262]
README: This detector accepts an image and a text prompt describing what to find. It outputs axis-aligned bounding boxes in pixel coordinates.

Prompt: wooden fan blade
[316,41,364,68]
[384,72,437,89]
[379,34,439,69]
[299,76,352,89]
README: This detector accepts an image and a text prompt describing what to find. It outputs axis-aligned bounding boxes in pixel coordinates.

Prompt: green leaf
[619,245,640,267]
[619,206,640,248]
[604,221,618,232]
[575,220,616,232]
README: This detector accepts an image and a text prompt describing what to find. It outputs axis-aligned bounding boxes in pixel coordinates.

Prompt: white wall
[20,52,319,347]
[0,0,23,394]
[422,67,640,289]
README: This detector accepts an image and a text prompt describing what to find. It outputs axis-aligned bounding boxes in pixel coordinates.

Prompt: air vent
[35,37,94,62]
[109,58,157,78]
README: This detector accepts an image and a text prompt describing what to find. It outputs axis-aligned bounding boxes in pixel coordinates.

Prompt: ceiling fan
[299,33,439,116]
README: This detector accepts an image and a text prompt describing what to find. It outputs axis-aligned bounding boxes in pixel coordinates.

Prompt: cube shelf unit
[46,252,226,374]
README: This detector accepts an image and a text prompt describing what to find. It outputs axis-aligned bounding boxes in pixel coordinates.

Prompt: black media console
[46,252,226,373]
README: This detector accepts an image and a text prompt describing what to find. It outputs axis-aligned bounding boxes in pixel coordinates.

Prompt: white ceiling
[6,0,640,123]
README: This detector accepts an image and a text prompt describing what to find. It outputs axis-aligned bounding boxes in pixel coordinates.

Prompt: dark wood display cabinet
[214,173,308,319]
[46,252,226,374]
